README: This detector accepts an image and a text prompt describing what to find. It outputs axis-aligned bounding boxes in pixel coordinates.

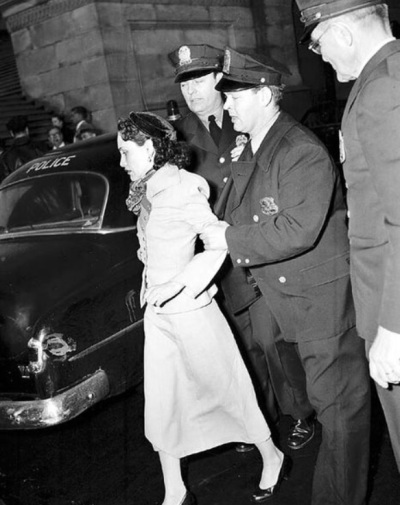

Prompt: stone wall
[1,0,306,132]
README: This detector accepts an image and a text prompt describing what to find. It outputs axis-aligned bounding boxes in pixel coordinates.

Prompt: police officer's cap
[168,44,224,83]
[296,0,382,43]
[215,47,291,93]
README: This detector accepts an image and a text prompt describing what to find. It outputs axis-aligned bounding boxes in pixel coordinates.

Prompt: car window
[0,173,107,234]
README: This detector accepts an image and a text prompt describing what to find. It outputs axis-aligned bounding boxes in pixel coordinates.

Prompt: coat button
[245,258,250,264]
[236,258,242,264]
[219,157,225,164]
[253,215,259,222]
[278,276,286,283]
[223,176,228,184]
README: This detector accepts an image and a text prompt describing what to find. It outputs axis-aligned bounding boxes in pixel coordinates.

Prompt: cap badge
[178,46,192,66]
[223,49,231,74]
[300,10,322,23]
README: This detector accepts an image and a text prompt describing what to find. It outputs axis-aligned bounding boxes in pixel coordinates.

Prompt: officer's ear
[259,86,273,107]
[331,22,354,48]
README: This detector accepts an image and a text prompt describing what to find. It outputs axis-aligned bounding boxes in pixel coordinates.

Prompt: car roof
[1,133,120,185]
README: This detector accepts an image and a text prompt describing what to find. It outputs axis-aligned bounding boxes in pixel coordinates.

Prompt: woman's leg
[158,450,187,505]
[254,437,284,489]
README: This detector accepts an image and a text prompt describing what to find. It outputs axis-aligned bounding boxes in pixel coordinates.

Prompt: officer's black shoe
[235,443,255,453]
[287,414,316,450]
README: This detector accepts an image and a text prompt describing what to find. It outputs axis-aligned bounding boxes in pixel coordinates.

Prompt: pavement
[0,383,399,505]
[183,389,400,505]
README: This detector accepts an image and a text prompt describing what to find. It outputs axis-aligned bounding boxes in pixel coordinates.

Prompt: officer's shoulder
[379,51,400,83]
[279,113,326,151]
[174,111,196,129]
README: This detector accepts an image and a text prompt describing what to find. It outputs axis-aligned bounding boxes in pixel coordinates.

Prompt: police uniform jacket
[174,110,238,205]
[341,39,400,341]
[224,111,355,342]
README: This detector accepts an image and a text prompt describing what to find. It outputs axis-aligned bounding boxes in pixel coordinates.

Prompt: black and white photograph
[0,1,400,504]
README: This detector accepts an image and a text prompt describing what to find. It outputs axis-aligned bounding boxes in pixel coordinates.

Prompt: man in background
[296,0,400,471]
[1,115,45,177]
[70,106,94,143]
[48,126,67,150]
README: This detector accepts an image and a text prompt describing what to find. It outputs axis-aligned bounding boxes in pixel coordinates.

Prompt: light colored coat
[137,163,270,457]
[137,164,226,313]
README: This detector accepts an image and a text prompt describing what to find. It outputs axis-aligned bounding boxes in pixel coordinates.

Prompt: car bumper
[0,369,109,429]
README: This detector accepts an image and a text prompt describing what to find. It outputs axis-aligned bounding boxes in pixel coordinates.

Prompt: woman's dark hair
[117,112,190,171]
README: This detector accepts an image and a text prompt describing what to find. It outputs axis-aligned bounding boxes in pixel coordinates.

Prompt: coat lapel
[229,112,294,212]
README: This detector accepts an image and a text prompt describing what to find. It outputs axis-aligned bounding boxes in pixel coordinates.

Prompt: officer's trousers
[233,296,314,422]
[280,327,371,505]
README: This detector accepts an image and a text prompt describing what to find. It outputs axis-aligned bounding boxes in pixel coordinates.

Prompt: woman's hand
[145,281,185,307]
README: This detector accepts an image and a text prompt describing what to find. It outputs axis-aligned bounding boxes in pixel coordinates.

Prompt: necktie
[208,115,222,146]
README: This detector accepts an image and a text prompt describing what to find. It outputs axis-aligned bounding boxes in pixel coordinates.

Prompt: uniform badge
[339,129,345,163]
[223,49,231,74]
[260,197,278,216]
[178,46,192,66]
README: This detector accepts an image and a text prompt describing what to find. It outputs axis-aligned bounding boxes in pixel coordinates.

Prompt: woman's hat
[128,112,176,140]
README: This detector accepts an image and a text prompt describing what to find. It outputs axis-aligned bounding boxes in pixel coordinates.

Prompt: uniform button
[253,215,259,222]
[219,157,225,164]
[347,210,351,218]
[278,276,286,283]
[236,258,242,264]
[245,258,250,264]
[345,182,349,189]
[223,176,228,183]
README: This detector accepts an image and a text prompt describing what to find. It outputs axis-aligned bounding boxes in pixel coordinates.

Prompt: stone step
[0,33,53,144]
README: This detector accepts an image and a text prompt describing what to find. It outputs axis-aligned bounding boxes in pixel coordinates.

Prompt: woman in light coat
[117,111,289,505]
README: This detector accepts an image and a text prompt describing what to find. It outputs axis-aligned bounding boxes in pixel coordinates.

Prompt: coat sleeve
[357,73,400,333]
[173,176,227,297]
[226,140,336,266]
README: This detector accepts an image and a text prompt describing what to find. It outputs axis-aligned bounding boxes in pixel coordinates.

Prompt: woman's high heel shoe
[251,454,291,502]
[179,491,196,505]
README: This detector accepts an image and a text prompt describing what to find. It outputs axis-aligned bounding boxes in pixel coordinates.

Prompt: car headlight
[27,329,76,374]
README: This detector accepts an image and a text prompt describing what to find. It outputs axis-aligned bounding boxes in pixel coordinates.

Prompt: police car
[0,134,144,428]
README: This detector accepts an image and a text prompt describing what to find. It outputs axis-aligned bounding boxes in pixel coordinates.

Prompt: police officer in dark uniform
[168,44,316,453]
[201,47,371,505]
[295,0,400,473]
[168,44,239,205]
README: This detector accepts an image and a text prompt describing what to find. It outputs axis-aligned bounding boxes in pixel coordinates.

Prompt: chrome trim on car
[0,369,109,429]
[69,320,143,362]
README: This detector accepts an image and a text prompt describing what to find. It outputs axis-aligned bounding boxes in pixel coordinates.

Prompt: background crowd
[0,104,99,182]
